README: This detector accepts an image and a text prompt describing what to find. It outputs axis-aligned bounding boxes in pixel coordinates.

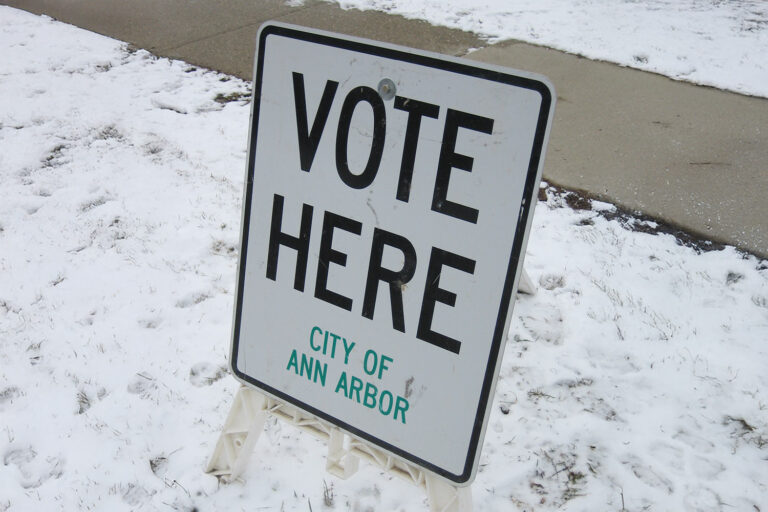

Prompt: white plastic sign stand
[209,19,554,508]
[207,386,472,512]
[518,268,537,296]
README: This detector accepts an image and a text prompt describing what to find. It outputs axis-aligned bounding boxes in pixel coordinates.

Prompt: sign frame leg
[205,385,267,482]
[517,268,537,295]
[426,474,473,512]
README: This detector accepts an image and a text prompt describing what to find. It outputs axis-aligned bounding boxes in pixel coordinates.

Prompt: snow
[1,6,767,511]
[329,0,768,98]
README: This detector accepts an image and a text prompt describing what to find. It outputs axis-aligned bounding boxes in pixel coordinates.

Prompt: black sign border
[231,22,553,484]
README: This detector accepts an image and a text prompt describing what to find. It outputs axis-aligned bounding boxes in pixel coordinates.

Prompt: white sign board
[231,22,555,484]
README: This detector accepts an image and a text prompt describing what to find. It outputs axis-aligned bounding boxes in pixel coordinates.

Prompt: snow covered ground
[1,6,767,512]
[329,0,768,98]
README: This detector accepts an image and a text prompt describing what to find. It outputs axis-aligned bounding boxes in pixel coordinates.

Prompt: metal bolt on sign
[377,78,397,100]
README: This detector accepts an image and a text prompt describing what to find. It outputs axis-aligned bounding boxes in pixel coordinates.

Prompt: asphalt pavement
[5,0,767,257]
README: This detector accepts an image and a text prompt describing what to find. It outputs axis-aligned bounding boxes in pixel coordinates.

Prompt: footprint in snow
[40,143,69,168]
[539,273,566,290]
[75,386,107,415]
[120,482,155,506]
[673,428,715,452]
[2,444,64,489]
[0,386,21,410]
[149,455,168,477]
[622,454,674,494]
[583,396,619,422]
[126,373,158,398]
[683,487,721,512]
[175,292,210,308]
[151,94,189,115]
[79,196,109,213]
[648,442,685,472]
[521,303,563,344]
[189,362,227,387]
[138,316,162,329]
[690,455,725,480]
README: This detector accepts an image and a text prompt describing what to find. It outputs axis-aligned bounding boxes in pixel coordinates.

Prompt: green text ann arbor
[285,325,410,423]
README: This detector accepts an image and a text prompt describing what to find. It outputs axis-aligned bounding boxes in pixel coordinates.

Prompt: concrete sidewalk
[5,0,767,258]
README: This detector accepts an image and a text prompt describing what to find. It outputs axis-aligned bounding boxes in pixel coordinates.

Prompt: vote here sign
[231,22,555,484]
